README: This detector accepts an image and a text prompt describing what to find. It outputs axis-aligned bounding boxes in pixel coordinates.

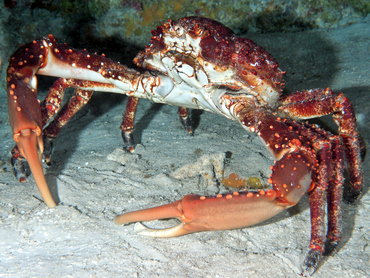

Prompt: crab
[6,17,364,275]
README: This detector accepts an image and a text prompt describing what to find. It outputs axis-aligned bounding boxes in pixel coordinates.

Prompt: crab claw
[115,190,289,237]
[7,62,57,208]
[115,151,312,237]
[13,128,57,208]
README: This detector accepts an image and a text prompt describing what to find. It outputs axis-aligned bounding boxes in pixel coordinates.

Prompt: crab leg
[121,96,193,153]
[121,96,139,153]
[279,88,363,200]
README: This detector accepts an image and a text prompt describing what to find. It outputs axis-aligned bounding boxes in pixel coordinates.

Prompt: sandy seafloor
[0,17,370,278]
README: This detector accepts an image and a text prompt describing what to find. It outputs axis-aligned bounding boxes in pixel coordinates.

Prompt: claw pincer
[7,39,57,207]
[115,182,310,238]
[115,191,284,237]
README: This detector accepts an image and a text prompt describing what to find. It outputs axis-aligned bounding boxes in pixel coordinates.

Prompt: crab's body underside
[6,17,364,275]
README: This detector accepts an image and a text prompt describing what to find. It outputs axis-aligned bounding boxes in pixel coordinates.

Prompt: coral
[94,0,370,46]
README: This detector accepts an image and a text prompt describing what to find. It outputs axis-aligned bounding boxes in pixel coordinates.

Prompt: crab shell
[134,17,285,108]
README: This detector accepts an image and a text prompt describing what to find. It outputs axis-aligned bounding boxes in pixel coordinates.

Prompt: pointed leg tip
[187,127,194,136]
[11,156,30,182]
[123,144,135,153]
[323,243,339,256]
[343,185,362,203]
[19,176,26,183]
[121,130,136,153]
[301,249,322,276]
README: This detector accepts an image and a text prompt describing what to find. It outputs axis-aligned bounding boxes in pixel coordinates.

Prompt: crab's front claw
[7,55,57,208]
[115,151,313,237]
[115,191,285,237]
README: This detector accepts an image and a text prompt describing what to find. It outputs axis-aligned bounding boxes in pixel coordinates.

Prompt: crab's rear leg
[121,97,194,153]
[279,88,363,254]
[302,140,332,274]
[279,88,363,200]
[325,139,344,255]
[279,88,362,273]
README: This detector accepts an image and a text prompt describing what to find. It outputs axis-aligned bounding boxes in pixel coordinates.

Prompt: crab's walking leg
[177,106,194,136]
[325,138,344,254]
[278,88,363,273]
[121,97,193,153]
[42,85,94,140]
[302,141,331,274]
[43,87,94,163]
[279,88,363,201]
[121,96,139,153]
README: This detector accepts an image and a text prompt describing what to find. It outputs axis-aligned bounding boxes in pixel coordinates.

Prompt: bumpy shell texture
[136,17,285,102]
